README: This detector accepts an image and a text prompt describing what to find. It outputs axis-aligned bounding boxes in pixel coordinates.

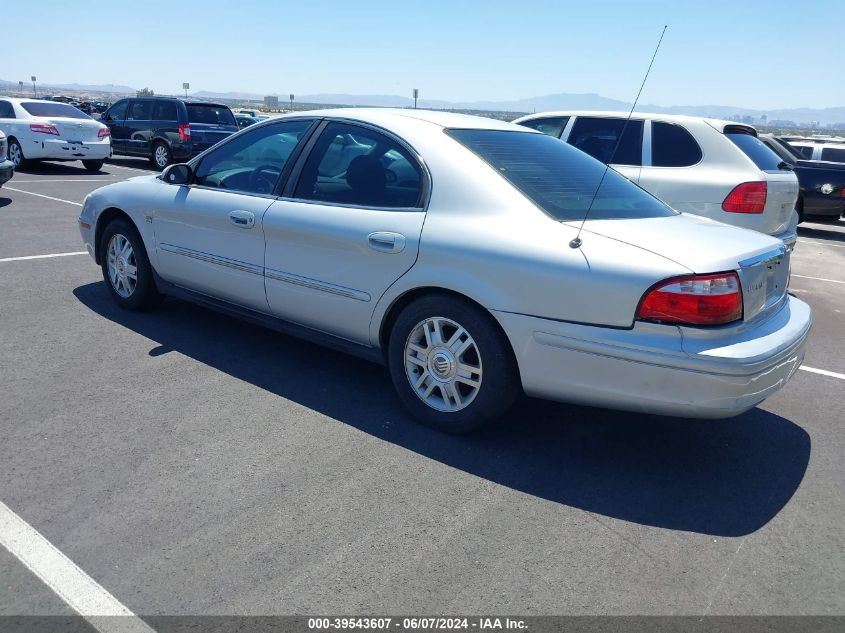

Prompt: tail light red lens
[637,272,743,326]
[178,123,191,141]
[722,181,767,213]
[30,123,60,136]
[97,127,110,139]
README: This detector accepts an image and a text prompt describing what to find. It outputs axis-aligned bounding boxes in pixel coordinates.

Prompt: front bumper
[0,159,13,186]
[495,296,812,419]
[25,137,111,161]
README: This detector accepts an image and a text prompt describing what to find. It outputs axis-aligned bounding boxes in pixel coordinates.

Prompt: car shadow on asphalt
[73,281,811,538]
[798,222,845,243]
[0,197,11,208]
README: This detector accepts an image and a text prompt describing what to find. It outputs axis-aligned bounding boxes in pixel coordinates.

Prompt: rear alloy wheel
[388,294,519,433]
[100,219,161,311]
[82,159,104,173]
[7,138,27,168]
[151,142,172,170]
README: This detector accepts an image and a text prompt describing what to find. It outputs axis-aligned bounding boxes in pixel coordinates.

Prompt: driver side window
[194,120,314,195]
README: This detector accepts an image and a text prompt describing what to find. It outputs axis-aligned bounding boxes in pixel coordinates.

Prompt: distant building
[264,95,279,108]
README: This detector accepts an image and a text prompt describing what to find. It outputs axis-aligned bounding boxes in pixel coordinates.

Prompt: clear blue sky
[4,0,842,109]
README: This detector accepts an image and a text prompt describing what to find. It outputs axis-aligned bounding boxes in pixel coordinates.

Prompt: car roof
[514,110,748,132]
[1,97,65,104]
[275,107,532,132]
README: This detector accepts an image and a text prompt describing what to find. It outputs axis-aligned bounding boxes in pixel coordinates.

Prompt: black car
[235,114,259,129]
[100,97,238,169]
[760,134,845,222]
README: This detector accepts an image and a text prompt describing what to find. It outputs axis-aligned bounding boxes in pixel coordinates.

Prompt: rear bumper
[25,137,111,161]
[803,197,845,219]
[0,159,13,186]
[495,296,812,419]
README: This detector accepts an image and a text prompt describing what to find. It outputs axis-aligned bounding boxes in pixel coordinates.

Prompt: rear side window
[153,101,178,121]
[568,117,643,166]
[447,129,675,221]
[821,147,845,163]
[187,104,236,126]
[20,101,90,119]
[652,121,702,167]
[0,101,15,118]
[792,145,814,159]
[517,116,570,138]
[127,100,152,121]
[726,132,783,172]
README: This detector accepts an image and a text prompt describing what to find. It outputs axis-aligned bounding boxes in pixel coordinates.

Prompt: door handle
[229,210,255,228]
[368,231,406,253]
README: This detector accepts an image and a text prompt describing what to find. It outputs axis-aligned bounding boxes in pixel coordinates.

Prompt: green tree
[136,87,154,97]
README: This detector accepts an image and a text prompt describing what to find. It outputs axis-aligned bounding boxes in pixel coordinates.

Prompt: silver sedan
[78,109,812,433]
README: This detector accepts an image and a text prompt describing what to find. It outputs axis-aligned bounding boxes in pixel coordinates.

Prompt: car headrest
[346,155,386,198]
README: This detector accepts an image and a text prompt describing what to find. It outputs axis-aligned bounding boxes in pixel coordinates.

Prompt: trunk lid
[43,117,104,143]
[579,213,790,322]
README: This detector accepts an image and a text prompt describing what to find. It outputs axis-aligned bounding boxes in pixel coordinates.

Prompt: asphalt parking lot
[0,160,843,620]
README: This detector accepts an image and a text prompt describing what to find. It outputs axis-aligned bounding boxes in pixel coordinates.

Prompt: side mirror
[162,163,192,185]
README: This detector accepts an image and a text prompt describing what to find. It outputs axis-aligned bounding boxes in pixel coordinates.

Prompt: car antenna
[570,25,668,249]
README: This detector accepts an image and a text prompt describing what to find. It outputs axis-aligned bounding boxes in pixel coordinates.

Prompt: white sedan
[0,97,111,172]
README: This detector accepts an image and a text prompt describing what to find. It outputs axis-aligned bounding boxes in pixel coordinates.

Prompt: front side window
[820,147,845,163]
[651,121,702,167]
[20,101,90,119]
[0,101,15,119]
[153,101,178,121]
[194,119,314,194]
[568,117,643,166]
[127,100,152,121]
[293,122,424,208]
[517,116,570,138]
[104,100,128,122]
[448,129,674,221]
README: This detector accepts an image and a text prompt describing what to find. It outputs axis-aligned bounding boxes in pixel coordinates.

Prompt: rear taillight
[178,123,191,141]
[98,127,110,139]
[30,123,60,136]
[722,181,767,213]
[637,272,743,326]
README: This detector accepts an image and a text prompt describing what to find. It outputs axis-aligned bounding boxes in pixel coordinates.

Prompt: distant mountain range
[2,78,842,125]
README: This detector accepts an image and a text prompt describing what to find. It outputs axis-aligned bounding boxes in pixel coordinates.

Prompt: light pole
[412,88,418,109]
[31,76,37,97]
[182,82,190,98]
[18,81,23,95]
[290,94,294,111]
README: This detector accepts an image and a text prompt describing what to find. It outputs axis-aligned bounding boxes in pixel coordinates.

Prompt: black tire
[99,218,162,311]
[7,137,28,169]
[796,197,804,224]
[387,293,520,433]
[82,159,104,173]
[150,141,172,170]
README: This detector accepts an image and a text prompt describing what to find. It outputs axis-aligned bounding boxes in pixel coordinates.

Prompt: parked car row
[78,109,812,433]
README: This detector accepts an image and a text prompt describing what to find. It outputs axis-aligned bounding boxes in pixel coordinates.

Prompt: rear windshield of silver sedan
[20,102,90,119]
[447,129,675,221]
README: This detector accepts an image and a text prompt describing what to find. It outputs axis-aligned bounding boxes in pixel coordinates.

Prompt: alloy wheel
[9,142,22,167]
[106,233,137,298]
[404,316,483,412]
[154,145,169,168]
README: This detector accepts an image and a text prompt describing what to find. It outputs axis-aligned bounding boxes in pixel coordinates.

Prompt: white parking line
[798,239,845,249]
[9,179,118,183]
[800,366,845,381]
[107,164,154,173]
[0,500,156,633]
[791,274,845,285]
[4,187,83,206]
[0,251,88,263]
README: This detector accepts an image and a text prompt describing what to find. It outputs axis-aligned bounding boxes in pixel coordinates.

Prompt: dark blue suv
[100,97,238,169]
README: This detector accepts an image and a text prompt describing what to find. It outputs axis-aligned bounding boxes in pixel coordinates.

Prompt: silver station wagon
[78,109,811,433]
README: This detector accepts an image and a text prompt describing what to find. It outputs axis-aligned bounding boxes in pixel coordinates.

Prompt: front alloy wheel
[106,233,138,298]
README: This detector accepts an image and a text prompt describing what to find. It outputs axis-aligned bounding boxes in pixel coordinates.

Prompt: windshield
[447,129,676,221]
[21,101,90,119]
[186,104,236,126]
